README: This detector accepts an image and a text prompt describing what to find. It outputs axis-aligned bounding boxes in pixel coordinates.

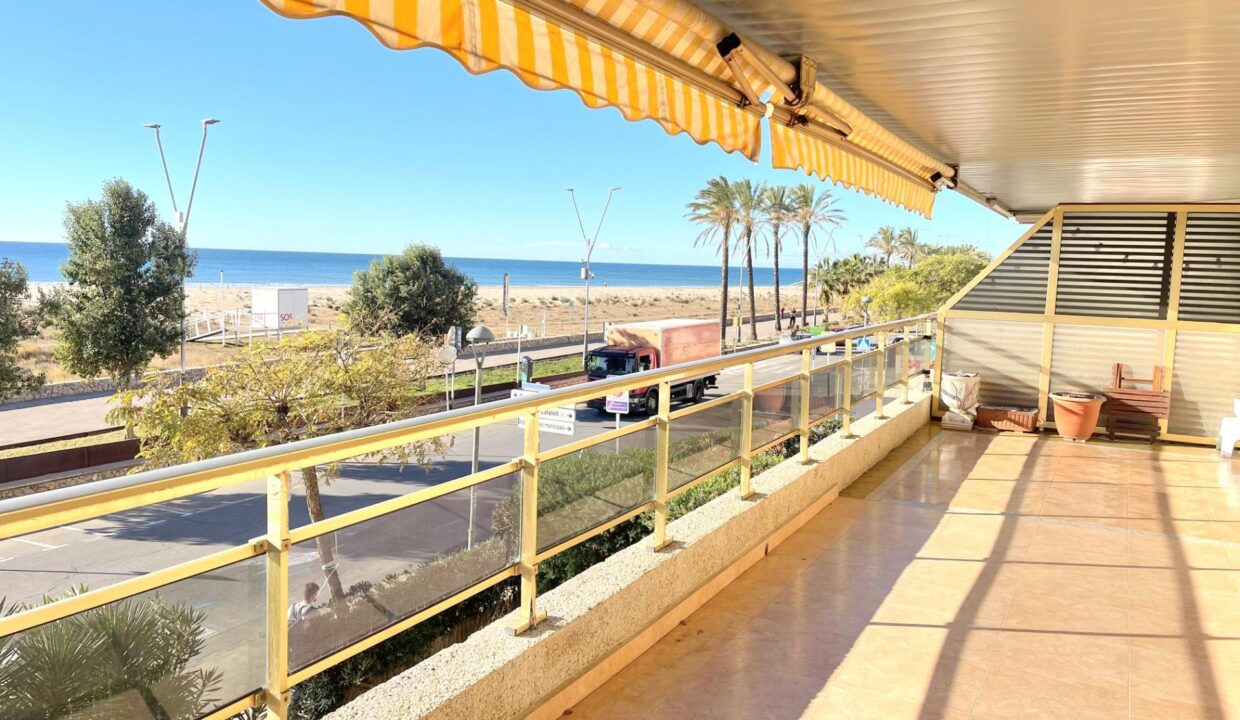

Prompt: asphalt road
[0,342,905,705]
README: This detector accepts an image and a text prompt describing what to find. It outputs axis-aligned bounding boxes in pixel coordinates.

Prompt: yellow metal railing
[0,314,934,720]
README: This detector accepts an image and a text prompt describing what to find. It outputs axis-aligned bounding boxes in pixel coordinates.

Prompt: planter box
[976,405,1038,433]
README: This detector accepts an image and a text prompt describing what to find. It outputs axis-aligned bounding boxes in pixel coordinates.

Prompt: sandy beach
[20,283,812,382]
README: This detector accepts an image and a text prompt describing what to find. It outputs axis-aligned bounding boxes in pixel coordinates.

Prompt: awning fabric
[260,0,939,217]
[264,0,762,159]
[770,122,936,217]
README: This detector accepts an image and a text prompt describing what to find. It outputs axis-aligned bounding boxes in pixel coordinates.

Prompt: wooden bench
[1103,364,1170,443]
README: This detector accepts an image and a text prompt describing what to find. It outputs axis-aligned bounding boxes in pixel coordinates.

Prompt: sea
[0,241,802,288]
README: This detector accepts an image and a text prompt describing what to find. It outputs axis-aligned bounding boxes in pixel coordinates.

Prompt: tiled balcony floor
[568,426,1240,720]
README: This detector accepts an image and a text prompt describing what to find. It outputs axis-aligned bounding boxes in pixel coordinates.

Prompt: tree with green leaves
[813,253,886,309]
[110,330,446,603]
[0,588,221,720]
[908,251,989,306]
[344,244,477,337]
[896,227,922,266]
[760,185,793,331]
[0,259,44,400]
[55,179,195,386]
[865,225,901,265]
[787,184,844,325]
[731,179,765,341]
[685,176,738,341]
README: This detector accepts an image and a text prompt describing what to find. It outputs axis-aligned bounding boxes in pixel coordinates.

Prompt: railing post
[513,410,546,635]
[875,331,888,420]
[739,362,756,500]
[901,324,912,404]
[842,336,855,439]
[264,471,291,719]
[798,348,812,464]
[652,380,673,550]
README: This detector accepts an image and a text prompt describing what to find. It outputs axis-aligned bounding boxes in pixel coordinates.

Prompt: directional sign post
[512,387,576,436]
[604,385,630,450]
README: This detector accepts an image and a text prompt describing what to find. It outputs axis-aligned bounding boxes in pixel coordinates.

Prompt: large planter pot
[1049,392,1104,441]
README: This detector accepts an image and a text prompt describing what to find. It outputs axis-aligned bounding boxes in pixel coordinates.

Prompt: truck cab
[584,318,722,415]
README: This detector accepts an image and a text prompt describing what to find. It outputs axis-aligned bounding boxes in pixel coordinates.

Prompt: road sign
[605,389,630,414]
[511,388,576,435]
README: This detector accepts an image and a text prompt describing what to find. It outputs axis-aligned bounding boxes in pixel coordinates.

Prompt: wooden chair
[1102,364,1170,443]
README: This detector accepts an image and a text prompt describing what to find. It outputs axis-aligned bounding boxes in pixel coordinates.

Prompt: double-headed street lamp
[566,187,619,365]
[466,325,495,549]
[141,118,220,395]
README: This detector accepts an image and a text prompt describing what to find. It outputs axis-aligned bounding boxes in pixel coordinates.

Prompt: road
[0,339,897,707]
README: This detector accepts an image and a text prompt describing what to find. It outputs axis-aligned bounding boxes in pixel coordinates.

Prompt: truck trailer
[585,319,721,414]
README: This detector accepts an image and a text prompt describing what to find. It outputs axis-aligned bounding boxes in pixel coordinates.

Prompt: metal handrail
[0,313,935,720]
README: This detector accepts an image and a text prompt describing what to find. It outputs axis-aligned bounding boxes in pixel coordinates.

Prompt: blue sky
[0,1,1025,267]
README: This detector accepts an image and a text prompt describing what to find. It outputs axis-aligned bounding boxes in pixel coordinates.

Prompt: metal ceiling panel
[693,0,1240,212]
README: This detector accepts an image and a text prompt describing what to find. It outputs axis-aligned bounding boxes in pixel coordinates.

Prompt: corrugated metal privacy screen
[955,221,1051,313]
[941,318,1042,408]
[1170,331,1240,437]
[1180,214,1240,324]
[1056,212,1176,319]
[1048,325,1162,420]
[939,206,1240,443]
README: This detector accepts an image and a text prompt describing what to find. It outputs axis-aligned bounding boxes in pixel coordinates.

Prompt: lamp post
[142,118,220,404]
[466,325,494,549]
[566,187,619,365]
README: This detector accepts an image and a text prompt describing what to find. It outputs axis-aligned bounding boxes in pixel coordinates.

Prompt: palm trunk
[801,226,810,325]
[772,227,782,332]
[719,225,731,342]
[745,230,758,341]
[301,465,347,602]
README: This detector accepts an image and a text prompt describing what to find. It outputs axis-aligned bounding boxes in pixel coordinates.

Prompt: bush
[344,244,477,337]
[0,587,222,720]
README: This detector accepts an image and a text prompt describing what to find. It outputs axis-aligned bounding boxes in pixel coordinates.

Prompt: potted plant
[1049,391,1104,441]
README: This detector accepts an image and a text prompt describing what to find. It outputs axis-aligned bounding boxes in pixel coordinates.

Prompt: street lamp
[466,325,494,549]
[142,118,220,406]
[566,187,619,365]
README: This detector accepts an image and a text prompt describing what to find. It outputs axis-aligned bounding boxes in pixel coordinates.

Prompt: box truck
[585,319,721,414]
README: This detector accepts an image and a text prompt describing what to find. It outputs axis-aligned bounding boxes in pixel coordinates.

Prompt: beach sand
[19,284,813,382]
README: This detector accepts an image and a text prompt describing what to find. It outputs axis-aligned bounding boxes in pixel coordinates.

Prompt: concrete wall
[327,389,931,720]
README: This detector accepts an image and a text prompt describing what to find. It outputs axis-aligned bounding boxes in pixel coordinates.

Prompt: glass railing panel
[0,490,263,610]
[908,337,933,378]
[851,352,879,404]
[0,556,266,719]
[287,472,520,671]
[536,425,657,552]
[808,365,844,423]
[752,379,802,451]
[884,343,904,388]
[668,398,743,491]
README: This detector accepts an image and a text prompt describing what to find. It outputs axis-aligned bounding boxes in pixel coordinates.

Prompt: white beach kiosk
[250,287,309,337]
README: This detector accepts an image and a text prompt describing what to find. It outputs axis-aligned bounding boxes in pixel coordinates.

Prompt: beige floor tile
[1130,696,1227,720]
[1025,519,1130,564]
[989,630,1129,688]
[804,681,975,720]
[946,478,1048,515]
[918,512,1038,561]
[828,625,994,709]
[970,663,1129,720]
[1130,637,1233,710]
[1041,481,1128,523]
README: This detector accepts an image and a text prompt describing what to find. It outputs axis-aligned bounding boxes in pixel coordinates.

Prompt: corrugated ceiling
[694,0,1240,212]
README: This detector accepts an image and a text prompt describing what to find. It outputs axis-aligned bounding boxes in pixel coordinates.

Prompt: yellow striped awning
[262,0,762,160]
[770,122,937,218]
[259,0,943,217]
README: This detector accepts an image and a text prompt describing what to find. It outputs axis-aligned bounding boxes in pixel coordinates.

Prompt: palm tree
[761,185,793,330]
[788,184,845,325]
[896,227,922,266]
[731,179,765,341]
[866,225,901,264]
[813,253,887,309]
[685,176,738,341]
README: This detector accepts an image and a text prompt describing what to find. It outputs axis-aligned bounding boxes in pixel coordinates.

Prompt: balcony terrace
[571,428,1240,720]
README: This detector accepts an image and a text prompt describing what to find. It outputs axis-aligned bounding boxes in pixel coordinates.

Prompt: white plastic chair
[1220,399,1240,458]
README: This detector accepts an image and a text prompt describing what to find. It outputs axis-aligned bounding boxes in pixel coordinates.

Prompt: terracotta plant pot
[1049,392,1104,441]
